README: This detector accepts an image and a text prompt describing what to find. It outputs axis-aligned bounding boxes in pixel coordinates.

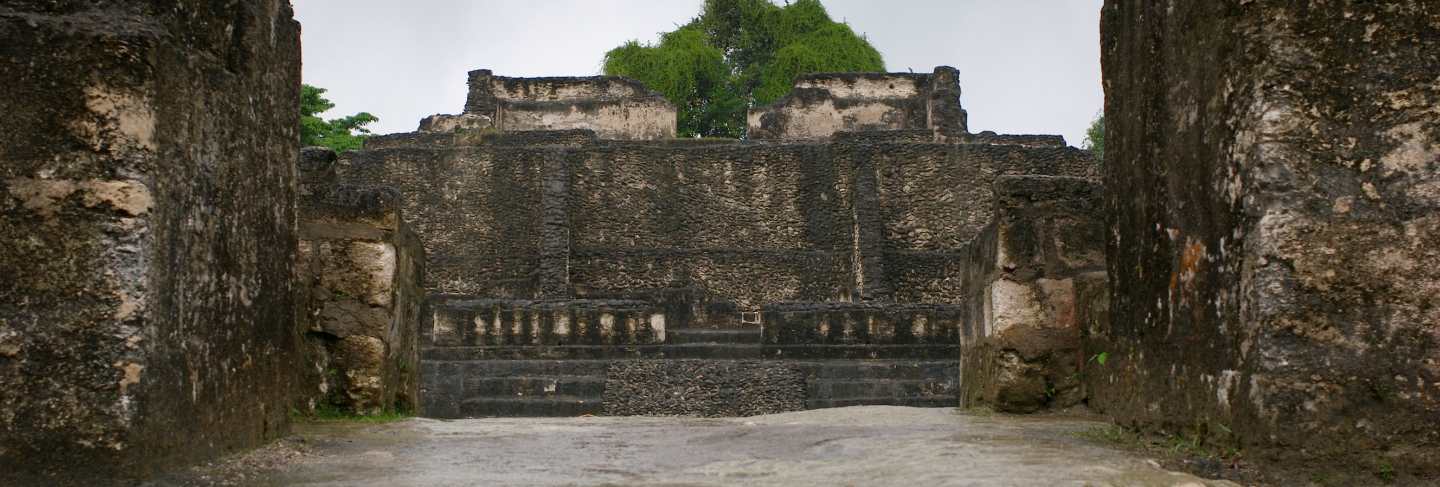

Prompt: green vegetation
[1377,460,1396,483]
[1089,351,1109,366]
[1073,424,1139,447]
[301,84,378,152]
[293,403,412,424]
[602,0,885,138]
[1083,114,1104,161]
[1073,423,1245,474]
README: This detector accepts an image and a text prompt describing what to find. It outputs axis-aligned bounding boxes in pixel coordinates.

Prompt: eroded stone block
[1098,0,1440,476]
[296,156,424,417]
[0,1,301,483]
[959,176,1104,413]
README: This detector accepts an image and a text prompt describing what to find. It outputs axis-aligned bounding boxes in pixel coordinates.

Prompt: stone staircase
[799,360,958,409]
[419,297,962,418]
[428,360,610,417]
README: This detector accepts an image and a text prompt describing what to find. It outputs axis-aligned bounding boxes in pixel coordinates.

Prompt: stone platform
[418,296,960,417]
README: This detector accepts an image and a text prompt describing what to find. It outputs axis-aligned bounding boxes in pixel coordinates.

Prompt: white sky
[294,0,1103,146]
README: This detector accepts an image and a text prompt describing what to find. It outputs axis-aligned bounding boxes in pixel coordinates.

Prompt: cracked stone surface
[233,407,1233,486]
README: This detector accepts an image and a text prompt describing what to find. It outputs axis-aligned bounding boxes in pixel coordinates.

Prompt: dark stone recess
[1098,0,1440,477]
[0,1,301,484]
[603,360,806,417]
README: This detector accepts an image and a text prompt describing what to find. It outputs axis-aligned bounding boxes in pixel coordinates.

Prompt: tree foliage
[301,84,378,152]
[1083,114,1104,162]
[603,0,884,138]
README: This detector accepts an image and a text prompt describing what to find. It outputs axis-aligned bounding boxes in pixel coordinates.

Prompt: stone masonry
[748,66,967,140]
[419,69,678,140]
[7,3,1435,483]
[295,148,424,416]
[960,175,1106,413]
[1097,0,1440,478]
[0,1,302,484]
[339,67,1098,418]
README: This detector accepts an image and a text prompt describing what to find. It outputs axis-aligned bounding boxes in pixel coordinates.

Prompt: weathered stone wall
[0,1,301,483]
[340,134,1094,324]
[296,148,424,416]
[957,176,1105,413]
[602,360,806,417]
[342,144,546,298]
[869,143,1098,303]
[568,141,855,311]
[372,69,1099,420]
[1098,0,1439,475]
[443,69,676,140]
[748,66,968,140]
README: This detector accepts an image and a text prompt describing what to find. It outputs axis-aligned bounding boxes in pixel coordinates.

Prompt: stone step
[799,360,959,381]
[423,346,654,361]
[459,396,603,417]
[427,358,615,376]
[666,328,763,344]
[762,344,959,360]
[469,375,606,398]
[805,396,955,409]
[655,343,762,359]
[798,360,959,405]
[422,358,962,418]
[806,379,958,400]
[423,344,770,360]
[421,343,956,360]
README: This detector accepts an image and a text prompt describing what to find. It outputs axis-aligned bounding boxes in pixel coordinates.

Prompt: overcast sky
[294,0,1103,146]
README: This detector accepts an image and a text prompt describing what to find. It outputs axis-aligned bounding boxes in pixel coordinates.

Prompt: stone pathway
[224,407,1237,486]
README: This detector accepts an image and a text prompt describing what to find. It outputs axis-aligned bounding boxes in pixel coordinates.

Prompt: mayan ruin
[1,1,1436,485]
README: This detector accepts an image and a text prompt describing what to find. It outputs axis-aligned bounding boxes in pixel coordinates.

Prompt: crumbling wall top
[790,72,930,99]
[748,66,967,140]
[453,69,676,140]
[465,69,668,112]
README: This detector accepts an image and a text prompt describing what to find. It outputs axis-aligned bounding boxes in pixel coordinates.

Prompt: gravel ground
[156,406,1238,487]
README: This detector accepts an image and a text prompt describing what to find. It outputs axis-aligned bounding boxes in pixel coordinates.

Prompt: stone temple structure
[1,0,1436,484]
[328,65,1101,418]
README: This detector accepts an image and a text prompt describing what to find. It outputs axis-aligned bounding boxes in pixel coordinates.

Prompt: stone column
[850,146,891,301]
[539,149,573,298]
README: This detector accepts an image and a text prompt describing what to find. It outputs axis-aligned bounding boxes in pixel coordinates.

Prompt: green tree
[301,84,378,152]
[603,0,884,138]
[1083,114,1104,161]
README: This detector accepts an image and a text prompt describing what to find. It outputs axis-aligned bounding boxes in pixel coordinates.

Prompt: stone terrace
[327,67,1100,418]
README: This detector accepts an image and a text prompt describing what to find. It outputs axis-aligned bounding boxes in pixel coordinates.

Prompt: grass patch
[1072,424,1143,448]
[1073,424,1239,462]
[292,404,413,424]
[1072,423,1262,484]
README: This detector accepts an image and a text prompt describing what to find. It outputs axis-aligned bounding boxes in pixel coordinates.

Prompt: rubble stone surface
[602,360,806,417]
